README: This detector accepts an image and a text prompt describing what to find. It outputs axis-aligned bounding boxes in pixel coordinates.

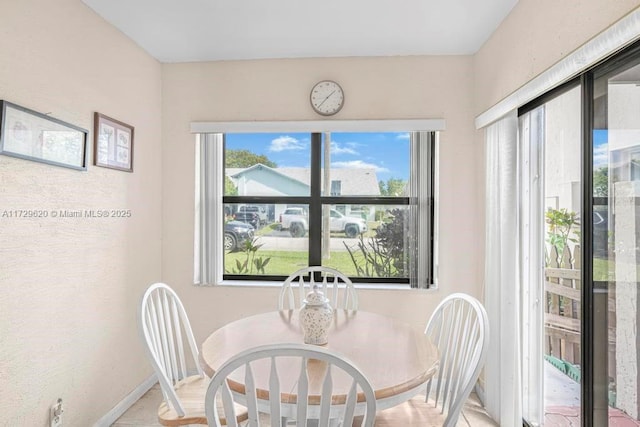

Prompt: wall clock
[310,80,344,116]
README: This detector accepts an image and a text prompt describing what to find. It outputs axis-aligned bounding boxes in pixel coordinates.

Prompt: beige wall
[4,0,639,424]
[161,56,482,343]
[0,1,162,424]
[474,0,640,115]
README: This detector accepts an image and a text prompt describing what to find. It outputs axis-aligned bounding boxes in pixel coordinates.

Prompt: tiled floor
[111,383,498,426]
[111,384,165,427]
[113,362,640,426]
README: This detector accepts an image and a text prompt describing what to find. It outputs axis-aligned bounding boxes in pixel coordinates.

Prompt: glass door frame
[583,40,640,427]
[518,77,582,427]
[518,39,640,426]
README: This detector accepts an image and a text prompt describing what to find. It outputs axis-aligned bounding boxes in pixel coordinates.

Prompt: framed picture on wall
[94,112,134,172]
[0,100,89,170]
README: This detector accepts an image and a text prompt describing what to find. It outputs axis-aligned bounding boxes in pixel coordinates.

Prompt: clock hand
[317,90,336,108]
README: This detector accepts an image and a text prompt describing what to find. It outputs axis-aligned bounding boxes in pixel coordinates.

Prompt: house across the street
[226,164,382,221]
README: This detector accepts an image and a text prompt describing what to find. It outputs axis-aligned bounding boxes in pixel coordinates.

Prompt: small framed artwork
[0,100,88,170]
[94,112,134,172]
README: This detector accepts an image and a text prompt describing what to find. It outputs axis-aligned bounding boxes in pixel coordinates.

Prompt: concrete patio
[544,361,640,426]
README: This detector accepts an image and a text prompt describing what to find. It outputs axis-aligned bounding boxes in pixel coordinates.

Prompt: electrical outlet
[50,398,63,427]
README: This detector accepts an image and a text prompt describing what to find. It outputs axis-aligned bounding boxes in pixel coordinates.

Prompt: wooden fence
[545,244,582,365]
[544,244,616,381]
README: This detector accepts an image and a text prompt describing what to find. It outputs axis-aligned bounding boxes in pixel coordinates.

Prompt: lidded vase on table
[299,284,333,345]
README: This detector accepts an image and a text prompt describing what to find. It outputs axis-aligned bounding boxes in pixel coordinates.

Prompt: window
[330,180,342,196]
[195,130,436,287]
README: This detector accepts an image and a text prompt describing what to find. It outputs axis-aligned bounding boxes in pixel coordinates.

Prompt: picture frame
[0,100,89,171]
[94,112,134,172]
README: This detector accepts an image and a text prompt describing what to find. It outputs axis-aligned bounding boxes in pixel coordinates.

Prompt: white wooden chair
[279,266,358,311]
[138,282,248,426]
[372,293,489,427]
[204,343,377,427]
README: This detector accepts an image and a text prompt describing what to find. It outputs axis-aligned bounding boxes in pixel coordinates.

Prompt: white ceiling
[82,0,519,63]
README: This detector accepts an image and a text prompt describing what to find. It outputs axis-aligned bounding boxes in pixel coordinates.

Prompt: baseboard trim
[94,374,157,427]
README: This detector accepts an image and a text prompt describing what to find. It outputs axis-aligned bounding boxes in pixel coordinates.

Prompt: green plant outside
[225,250,360,276]
[227,214,397,278]
[343,208,411,279]
[546,208,580,254]
[226,237,272,275]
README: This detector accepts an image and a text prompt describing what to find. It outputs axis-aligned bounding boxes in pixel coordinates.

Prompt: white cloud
[269,136,306,152]
[332,160,389,173]
[593,143,608,168]
[330,141,358,155]
[396,133,410,140]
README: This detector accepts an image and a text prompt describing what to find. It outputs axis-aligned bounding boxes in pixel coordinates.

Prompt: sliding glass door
[519,41,640,426]
[589,50,640,426]
[520,84,583,427]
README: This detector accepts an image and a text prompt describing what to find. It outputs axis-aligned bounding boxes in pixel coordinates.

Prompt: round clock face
[310,80,344,116]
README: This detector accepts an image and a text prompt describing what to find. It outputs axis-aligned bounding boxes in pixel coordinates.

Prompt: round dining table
[200,309,439,414]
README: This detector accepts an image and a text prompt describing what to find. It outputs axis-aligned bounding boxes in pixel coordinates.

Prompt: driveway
[254,234,362,251]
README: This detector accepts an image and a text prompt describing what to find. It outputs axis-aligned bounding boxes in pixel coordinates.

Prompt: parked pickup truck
[279,207,308,237]
[279,207,367,238]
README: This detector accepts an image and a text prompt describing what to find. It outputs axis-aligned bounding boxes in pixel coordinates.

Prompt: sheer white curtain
[194,133,223,285]
[519,107,546,426]
[484,112,522,426]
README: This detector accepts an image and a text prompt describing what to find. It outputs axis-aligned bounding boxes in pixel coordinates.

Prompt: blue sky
[593,130,608,168]
[225,132,411,181]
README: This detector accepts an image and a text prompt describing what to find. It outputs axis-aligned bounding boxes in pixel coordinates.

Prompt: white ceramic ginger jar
[299,285,333,345]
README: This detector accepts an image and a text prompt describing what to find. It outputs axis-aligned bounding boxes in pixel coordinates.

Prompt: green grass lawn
[224,249,363,276]
[255,223,280,236]
[593,257,615,282]
[227,246,624,280]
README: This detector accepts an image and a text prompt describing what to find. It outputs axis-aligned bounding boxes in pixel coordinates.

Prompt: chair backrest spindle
[279,266,358,311]
[268,357,282,424]
[423,293,489,427]
[205,344,376,427]
[297,356,310,422]
[138,282,204,417]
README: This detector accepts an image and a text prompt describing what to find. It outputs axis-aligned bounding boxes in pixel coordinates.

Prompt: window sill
[198,280,436,291]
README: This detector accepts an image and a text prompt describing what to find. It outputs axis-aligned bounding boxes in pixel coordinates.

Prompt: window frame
[194,120,442,288]
[224,132,418,284]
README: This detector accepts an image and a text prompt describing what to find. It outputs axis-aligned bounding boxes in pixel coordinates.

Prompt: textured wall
[0,0,162,424]
[474,0,640,116]
[614,181,640,418]
[3,0,634,423]
[160,56,483,343]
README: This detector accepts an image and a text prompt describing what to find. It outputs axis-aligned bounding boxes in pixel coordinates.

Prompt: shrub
[226,237,271,275]
[546,208,579,254]
[344,208,410,278]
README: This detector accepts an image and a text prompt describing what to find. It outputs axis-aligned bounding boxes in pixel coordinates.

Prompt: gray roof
[227,165,380,196]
